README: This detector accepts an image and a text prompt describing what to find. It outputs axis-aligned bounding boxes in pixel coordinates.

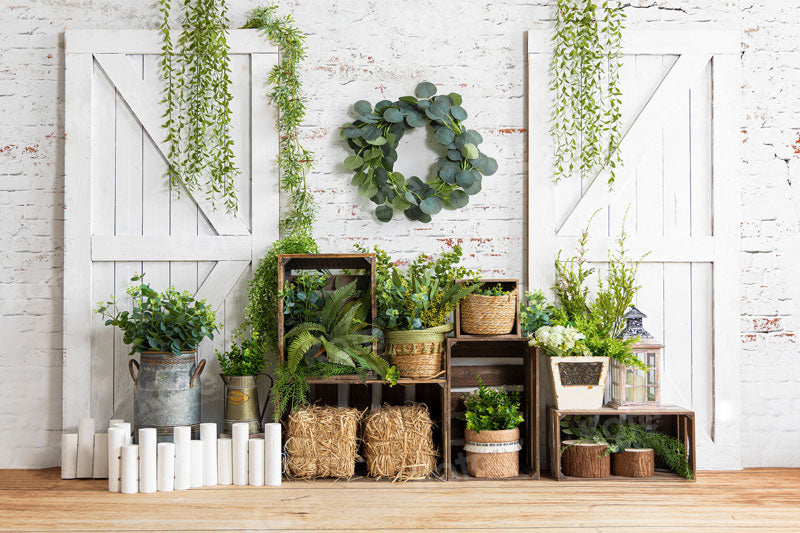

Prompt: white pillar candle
[107,426,125,492]
[157,442,175,492]
[76,418,95,478]
[173,426,191,490]
[60,433,78,479]
[232,422,249,486]
[200,423,217,486]
[190,440,203,488]
[108,419,124,427]
[92,433,109,478]
[138,428,157,494]
[248,438,265,486]
[264,423,282,487]
[120,444,139,494]
[114,422,132,445]
[217,438,232,485]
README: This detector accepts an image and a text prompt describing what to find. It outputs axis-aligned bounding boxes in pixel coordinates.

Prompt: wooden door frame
[63,30,280,432]
[526,26,742,469]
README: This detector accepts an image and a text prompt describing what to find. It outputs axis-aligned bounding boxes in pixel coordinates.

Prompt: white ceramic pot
[548,355,609,410]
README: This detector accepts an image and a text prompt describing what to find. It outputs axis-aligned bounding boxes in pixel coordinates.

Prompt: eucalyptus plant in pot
[461,377,524,478]
[364,245,480,378]
[95,274,219,441]
[217,332,268,434]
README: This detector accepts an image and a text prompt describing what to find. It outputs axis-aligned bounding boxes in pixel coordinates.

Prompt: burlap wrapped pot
[460,289,517,335]
[384,324,452,378]
[465,427,520,479]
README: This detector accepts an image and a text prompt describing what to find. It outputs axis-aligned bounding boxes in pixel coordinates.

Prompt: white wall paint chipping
[0,0,796,468]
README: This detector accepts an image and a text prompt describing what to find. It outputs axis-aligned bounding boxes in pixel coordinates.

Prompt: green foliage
[551,213,647,370]
[475,283,510,297]
[560,416,692,479]
[520,290,555,337]
[271,361,357,421]
[160,0,239,213]
[95,274,218,356]
[283,281,391,379]
[360,244,480,330]
[244,232,319,357]
[462,376,524,432]
[551,0,625,185]
[342,81,497,223]
[279,271,328,329]
[217,332,267,376]
[244,5,317,234]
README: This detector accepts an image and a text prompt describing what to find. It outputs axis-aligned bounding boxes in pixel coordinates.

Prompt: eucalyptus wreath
[160,0,239,213]
[551,0,625,185]
[244,5,317,235]
[342,82,498,223]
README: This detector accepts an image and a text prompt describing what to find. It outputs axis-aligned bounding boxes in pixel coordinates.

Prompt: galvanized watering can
[220,374,271,434]
[129,351,206,442]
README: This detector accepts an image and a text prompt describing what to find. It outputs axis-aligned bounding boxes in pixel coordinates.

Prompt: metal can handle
[128,359,140,384]
[189,359,206,388]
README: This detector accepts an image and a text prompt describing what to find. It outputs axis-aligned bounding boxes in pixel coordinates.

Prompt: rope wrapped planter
[465,427,521,478]
[384,324,452,378]
[362,404,438,482]
[459,289,517,335]
[284,405,361,480]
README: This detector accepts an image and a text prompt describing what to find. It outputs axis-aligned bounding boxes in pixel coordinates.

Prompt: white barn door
[63,30,279,432]
[527,28,741,469]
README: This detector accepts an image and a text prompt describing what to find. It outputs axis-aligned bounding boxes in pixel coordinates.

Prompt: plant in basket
[459,282,518,336]
[359,244,481,378]
[95,274,219,440]
[217,333,269,434]
[461,376,524,478]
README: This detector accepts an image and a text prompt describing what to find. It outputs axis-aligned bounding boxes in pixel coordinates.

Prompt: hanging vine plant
[341,82,497,223]
[551,0,625,185]
[160,0,239,213]
[244,5,317,235]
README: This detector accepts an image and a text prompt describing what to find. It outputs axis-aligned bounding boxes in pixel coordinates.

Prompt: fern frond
[287,330,319,374]
[320,280,357,327]
[321,339,356,367]
[284,322,326,341]
[330,301,361,339]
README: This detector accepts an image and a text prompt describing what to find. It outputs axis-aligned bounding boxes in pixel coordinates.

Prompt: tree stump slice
[612,448,655,478]
[561,440,610,478]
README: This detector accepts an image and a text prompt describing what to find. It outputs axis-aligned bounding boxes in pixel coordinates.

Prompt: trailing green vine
[160,0,239,213]
[244,5,317,235]
[551,0,625,185]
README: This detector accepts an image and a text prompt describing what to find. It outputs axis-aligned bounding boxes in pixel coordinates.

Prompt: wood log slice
[612,448,655,478]
[561,440,610,478]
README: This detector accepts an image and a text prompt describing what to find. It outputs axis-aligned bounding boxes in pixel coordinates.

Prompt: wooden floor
[1,468,799,531]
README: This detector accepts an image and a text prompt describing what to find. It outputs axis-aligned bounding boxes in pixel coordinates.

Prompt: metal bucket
[221,374,269,434]
[129,351,206,442]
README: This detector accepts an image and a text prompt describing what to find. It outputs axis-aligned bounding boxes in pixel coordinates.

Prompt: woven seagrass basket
[460,289,517,335]
[384,324,452,378]
[465,427,520,479]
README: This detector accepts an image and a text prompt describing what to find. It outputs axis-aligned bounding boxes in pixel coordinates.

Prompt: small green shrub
[217,332,267,376]
[462,377,524,432]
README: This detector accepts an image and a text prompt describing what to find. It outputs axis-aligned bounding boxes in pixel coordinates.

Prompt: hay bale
[285,405,361,479]
[362,403,438,482]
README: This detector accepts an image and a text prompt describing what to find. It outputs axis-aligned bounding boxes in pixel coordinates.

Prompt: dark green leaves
[354,100,372,115]
[415,81,437,98]
[383,107,404,123]
[375,205,393,222]
[420,196,443,215]
[435,127,455,145]
[451,105,467,121]
[344,155,364,170]
[449,190,469,208]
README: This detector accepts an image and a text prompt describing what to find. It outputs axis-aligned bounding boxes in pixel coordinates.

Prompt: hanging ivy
[244,5,317,235]
[160,0,239,213]
[551,0,625,185]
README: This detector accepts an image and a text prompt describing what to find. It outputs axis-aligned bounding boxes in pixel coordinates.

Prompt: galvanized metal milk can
[221,374,269,434]
[129,351,206,442]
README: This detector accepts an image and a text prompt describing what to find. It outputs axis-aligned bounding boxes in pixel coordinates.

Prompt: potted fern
[367,245,480,378]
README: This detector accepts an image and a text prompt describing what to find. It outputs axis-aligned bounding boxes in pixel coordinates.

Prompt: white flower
[531,325,587,357]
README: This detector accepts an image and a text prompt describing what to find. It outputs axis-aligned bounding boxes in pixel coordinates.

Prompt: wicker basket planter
[460,289,518,335]
[548,355,609,410]
[384,324,452,378]
[465,427,521,478]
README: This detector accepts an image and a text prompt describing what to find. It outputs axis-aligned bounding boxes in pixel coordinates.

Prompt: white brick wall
[0,0,796,468]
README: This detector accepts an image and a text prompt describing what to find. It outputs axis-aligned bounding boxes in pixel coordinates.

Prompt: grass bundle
[285,405,361,479]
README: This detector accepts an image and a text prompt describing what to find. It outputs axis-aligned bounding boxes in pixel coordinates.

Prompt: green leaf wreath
[342,81,498,223]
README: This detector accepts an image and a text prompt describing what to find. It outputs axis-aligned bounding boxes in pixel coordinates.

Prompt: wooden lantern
[608,306,664,409]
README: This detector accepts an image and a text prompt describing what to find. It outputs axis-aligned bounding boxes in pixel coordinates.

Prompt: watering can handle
[190,359,206,388]
[128,359,140,384]
[258,373,275,427]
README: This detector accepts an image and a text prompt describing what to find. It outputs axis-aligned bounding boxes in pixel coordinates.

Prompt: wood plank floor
[1,468,799,531]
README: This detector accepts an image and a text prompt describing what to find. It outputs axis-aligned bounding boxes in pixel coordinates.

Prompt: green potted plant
[95,274,219,441]
[461,377,524,478]
[365,245,480,378]
[217,333,268,434]
[459,282,518,335]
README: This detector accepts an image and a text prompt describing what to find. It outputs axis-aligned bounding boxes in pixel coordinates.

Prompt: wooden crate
[445,338,539,480]
[455,278,521,338]
[547,405,696,481]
